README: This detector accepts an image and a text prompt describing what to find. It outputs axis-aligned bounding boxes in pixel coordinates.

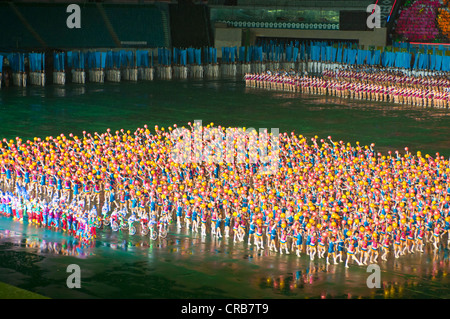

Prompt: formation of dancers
[0,123,449,267]
[245,65,450,108]
[1,188,100,243]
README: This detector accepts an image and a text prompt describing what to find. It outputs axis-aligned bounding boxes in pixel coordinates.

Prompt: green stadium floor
[0,282,49,299]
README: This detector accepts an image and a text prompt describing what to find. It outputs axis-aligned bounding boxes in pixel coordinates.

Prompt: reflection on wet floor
[0,221,449,298]
[0,229,96,258]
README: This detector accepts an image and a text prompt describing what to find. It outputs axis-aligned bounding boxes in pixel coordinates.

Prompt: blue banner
[126,51,133,67]
[336,47,342,63]
[139,50,149,68]
[173,48,178,64]
[346,49,357,65]
[53,53,59,71]
[286,46,292,62]
[195,48,202,65]
[239,46,245,63]
[137,50,142,67]
[357,50,365,65]
[20,53,24,72]
[80,52,84,69]
[293,47,299,62]
[180,49,187,66]
[413,53,419,69]
[435,54,442,71]
[371,50,381,65]
[101,52,106,69]
[230,47,236,63]
[114,51,121,68]
[311,46,320,61]
[59,52,64,71]
[246,46,251,63]
[188,48,195,65]
[67,51,72,68]
[443,55,450,71]
[106,51,112,68]
[430,54,436,70]
[95,52,101,68]
[300,44,305,60]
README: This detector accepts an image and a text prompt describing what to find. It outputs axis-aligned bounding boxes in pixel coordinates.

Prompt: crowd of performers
[0,123,449,267]
[244,65,450,108]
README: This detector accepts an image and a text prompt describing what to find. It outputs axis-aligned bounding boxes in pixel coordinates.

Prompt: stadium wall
[214,25,387,53]
[169,3,213,48]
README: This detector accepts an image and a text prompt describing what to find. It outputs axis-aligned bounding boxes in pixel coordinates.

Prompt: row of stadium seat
[0,3,169,49]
